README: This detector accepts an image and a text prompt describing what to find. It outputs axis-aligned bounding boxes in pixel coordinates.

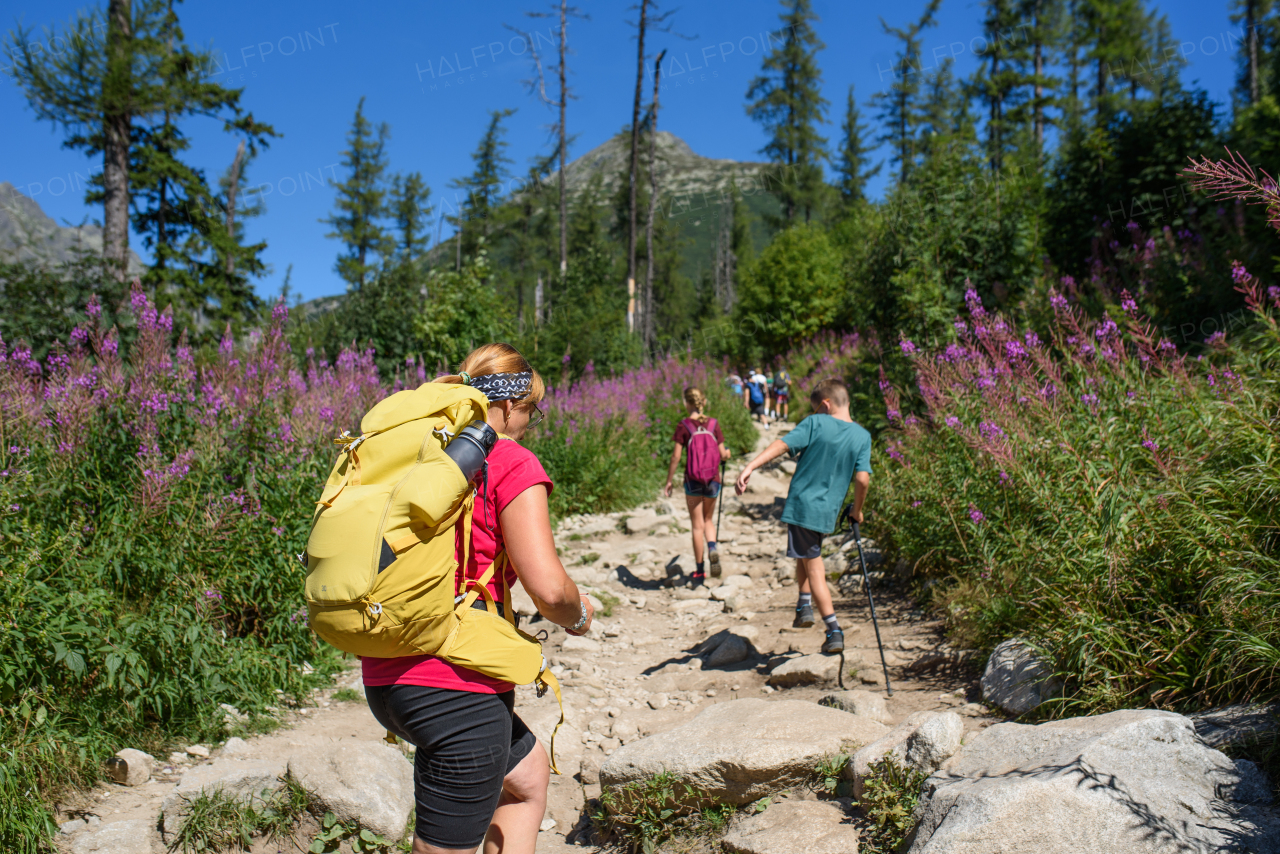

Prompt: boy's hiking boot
[822,628,845,654]
[793,604,815,628]
[708,550,721,577]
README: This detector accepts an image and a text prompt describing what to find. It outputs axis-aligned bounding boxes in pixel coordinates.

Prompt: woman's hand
[563,595,594,636]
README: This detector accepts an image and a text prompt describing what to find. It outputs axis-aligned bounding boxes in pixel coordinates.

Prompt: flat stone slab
[722,799,859,854]
[601,698,887,806]
[288,741,414,842]
[160,757,286,835]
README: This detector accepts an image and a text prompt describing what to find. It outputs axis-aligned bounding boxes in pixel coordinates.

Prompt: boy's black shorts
[786,523,825,559]
[750,402,766,416]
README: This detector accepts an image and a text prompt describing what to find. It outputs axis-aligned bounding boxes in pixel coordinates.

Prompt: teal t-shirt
[781,414,873,534]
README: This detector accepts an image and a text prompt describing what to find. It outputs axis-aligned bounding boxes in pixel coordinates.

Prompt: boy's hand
[849,508,864,524]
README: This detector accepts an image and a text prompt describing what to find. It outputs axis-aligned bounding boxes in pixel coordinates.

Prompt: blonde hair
[683,387,709,424]
[437,343,546,405]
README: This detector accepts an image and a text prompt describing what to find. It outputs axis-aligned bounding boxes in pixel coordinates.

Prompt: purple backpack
[684,418,721,482]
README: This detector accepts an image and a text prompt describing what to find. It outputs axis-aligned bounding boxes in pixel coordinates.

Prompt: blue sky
[1,0,1242,302]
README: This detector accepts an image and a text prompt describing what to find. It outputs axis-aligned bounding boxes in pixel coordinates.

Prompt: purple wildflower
[968,505,985,524]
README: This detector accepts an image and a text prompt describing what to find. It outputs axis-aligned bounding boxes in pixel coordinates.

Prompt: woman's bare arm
[501,484,592,632]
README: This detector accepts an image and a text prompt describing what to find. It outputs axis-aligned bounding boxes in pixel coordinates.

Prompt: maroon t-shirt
[673,417,725,483]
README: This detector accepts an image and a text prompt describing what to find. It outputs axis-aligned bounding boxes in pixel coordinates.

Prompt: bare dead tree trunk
[558,0,568,284]
[1248,0,1260,104]
[535,273,544,326]
[1033,0,1044,155]
[103,0,133,283]
[224,139,245,275]
[627,0,649,335]
[643,49,666,356]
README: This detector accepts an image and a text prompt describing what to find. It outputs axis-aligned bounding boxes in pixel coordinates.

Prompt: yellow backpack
[302,381,564,770]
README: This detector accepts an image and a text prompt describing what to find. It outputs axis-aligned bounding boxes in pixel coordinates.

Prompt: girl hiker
[361,343,593,854]
[663,387,732,586]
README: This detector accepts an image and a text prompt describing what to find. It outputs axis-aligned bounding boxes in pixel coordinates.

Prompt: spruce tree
[971,0,1028,170]
[874,0,943,184]
[745,0,829,223]
[6,0,273,288]
[1231,0,1277,105]
[836,85,881,205]
[390,172,433,265]
[323,97,392,290]
[449,108,516,262]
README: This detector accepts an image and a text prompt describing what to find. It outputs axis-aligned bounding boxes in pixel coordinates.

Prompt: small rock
[666,554,697,577]
[767,654,840,687]
[539,818,557,832]
[980,638,1061,715]
[59,819,87,835]
[562,635,600,652]
[818,690,892,724]
[221,737,250,756]
[647,693,670,710]
[106,748,154,787]
[185,745,210,759]
[219,703,247,729]
[627,595,647,609]
[958,702,987,717]
[721,799,857,854]
[625,514,667,534]
[167,752,188,766]
[579,756,602,785]
[779,459,797,475]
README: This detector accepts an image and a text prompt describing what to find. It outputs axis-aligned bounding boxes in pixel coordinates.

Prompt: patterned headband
[464,371,533,402]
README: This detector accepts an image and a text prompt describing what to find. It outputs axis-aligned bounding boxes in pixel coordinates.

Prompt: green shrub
[594,772,735,853]
[856,754,928,854]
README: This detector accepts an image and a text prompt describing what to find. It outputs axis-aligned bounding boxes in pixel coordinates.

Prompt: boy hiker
[773,368,791,421]
[735,378,871,654]
[745,369,770,424]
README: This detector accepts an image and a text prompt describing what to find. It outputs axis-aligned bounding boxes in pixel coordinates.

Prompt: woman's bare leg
[483,741,550,854]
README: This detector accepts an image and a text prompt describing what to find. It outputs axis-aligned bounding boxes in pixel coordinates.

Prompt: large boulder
[767,654,840,687]
[848,711,964,800]
[980,638,1061,715]
[71,820,154,854]
[601,698,887,806]
[818,690,892,724]
[721,799,860,854]
[904,709,1280,854]
[1189,702,1280,749]
[161,757,287,835]
[288,741,414,842]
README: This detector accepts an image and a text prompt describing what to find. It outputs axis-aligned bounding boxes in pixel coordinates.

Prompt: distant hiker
[727,372,744,400]
[735,377,871,654]
[745,369,770,424]
[773,368,791,421]
[665,387,732,586]
[361,343,593,854]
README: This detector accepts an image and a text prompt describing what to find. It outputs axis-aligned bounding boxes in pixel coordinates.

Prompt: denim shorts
[684,478,722,498]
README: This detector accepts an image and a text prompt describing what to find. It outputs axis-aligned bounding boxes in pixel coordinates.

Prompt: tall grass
[869,278,1280,714]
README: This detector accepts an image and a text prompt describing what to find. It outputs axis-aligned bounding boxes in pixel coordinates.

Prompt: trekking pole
[716,460,726,534]
[850,518,893,696]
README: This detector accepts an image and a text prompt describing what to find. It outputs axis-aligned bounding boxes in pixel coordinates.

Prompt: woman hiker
[663,387,732,586]
[362,343,594,854]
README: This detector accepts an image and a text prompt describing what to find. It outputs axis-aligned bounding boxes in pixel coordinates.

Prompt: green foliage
[449,109,516,260]
[812,752,853,797]
[170,787,257,853]
[310,810,395,854]
[0,255,129,361]
[331,688,362,703]
[872,289,1280,714]
[595,590,621,618]
[414,242,515,370]
[734,223,842,361]
[594,772,735,853]
[856,754,928,854]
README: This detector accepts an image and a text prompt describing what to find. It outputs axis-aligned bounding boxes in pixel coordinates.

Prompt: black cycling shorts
[364,684,537,849]
[786,523,825,559]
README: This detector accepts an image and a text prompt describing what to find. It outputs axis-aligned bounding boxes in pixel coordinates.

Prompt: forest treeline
[4,0,1280,382]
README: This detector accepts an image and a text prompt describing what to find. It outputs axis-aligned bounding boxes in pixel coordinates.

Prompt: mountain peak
[560,131,769,201]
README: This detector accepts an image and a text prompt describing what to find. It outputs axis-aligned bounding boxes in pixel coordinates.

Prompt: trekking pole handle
[851,520,860,540]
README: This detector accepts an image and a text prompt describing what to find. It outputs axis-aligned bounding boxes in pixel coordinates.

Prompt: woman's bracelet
[567,597,589,633]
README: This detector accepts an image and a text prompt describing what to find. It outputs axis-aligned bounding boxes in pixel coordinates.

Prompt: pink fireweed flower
[968,505,985,524]
[1231,260,1251,284]
[899,338,917,356]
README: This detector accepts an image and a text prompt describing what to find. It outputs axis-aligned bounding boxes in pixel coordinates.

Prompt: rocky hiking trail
[57,422,1280,854]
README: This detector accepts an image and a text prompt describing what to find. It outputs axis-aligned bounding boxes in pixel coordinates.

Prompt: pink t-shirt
[361,438,553,693]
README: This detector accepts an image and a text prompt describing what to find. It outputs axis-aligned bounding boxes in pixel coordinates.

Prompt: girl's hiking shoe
[793,604,815,628]
[822,628,845,654]
[708,549,721,577]
[690,571,706,589]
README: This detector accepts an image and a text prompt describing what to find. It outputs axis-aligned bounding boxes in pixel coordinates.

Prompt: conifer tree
[6,0,272,287]
[874,0,943,184]
[836,85,881,205]
[972,0,1028,170]
[745,0,829,222]
[1231,1,1276,105]
[390,172,433,265]
[449,108,515,262]
[323,97,392,290]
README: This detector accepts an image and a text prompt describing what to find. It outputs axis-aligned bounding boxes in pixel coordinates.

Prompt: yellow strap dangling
[537,668,566,775]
